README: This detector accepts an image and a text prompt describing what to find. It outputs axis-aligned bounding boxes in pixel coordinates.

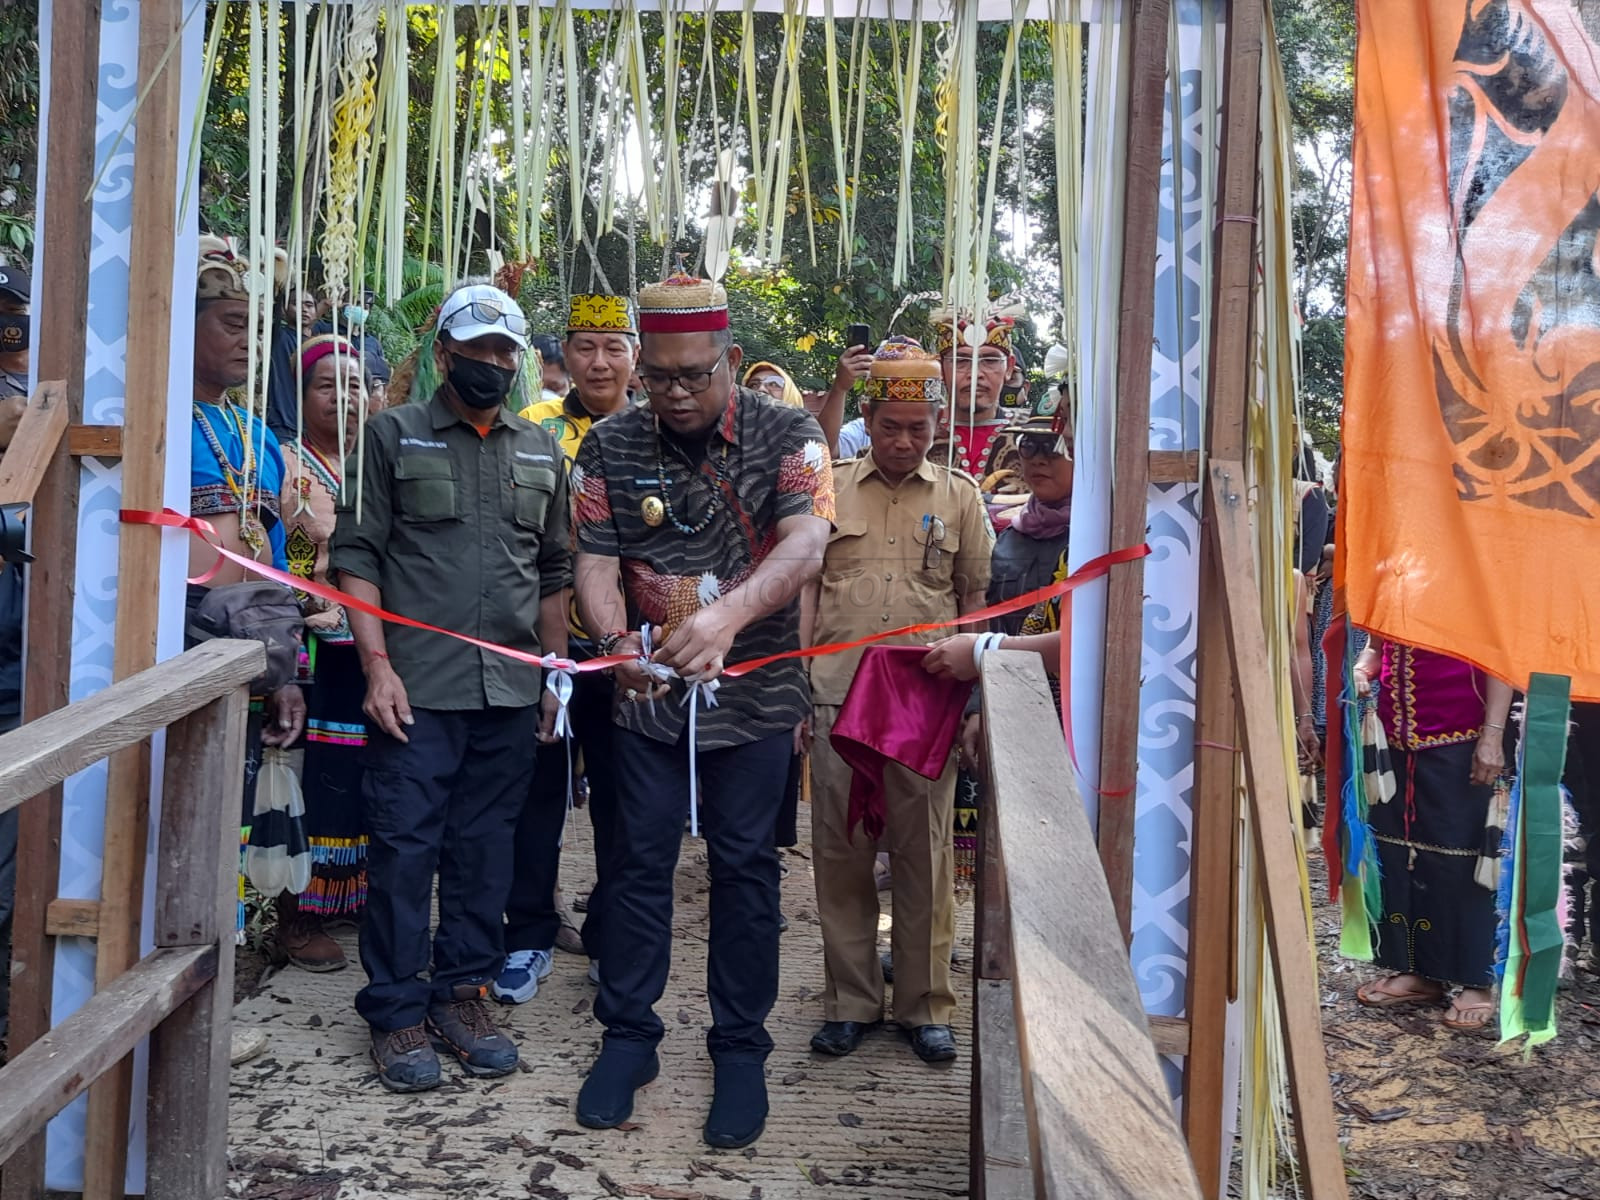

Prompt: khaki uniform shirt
[330,390,573,711]
[809,453,994,706]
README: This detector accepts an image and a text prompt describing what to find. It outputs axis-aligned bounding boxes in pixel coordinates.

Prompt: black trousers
[356,705,537,1032]
[1,710,19,1039]
[596,727,789,1063]
[503,671,617,957]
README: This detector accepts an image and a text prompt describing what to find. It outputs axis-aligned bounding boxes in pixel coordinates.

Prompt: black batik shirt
[330,389,573,711]
[572,386,835,749]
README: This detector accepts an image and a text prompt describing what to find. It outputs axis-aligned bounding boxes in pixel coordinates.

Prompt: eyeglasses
[921,514,947,571]
[947,351,1010,371]
[1018,434,1071,461]
[638,348,730,396]
[441,299,530,340]
[750,375,787,396]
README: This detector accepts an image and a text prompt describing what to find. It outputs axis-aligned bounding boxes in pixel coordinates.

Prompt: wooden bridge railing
[0,639,263,1198]
[970,651,1203,1200]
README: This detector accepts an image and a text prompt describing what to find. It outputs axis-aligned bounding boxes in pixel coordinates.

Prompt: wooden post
[1,3,102,1197]
[1190,0,1348,1195]
[83,0,184,1193]
[1205,466,1347,1199]
[145,688,246,1200]
[1097,0,1171,942]
[1181,531,1237,1199]
[982,652,1201,1200]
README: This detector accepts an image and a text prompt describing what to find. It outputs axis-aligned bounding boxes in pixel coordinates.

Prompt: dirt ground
[1312,852,1600,1200]
[226,822,974,1200]
[225,810,1600,1199]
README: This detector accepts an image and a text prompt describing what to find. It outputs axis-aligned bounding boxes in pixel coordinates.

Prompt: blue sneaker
[491,948,554,1004]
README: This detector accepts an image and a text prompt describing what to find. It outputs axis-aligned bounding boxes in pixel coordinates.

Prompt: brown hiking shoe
[371,1024,442,1093]
[278,908,348,972]
[427,985,519,1077]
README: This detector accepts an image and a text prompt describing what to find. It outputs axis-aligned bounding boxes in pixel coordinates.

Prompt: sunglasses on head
[443,299,529,339]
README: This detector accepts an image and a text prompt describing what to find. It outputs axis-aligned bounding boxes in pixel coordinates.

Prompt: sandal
[1442,996,1496,1034]
[1356,976,1444,1008]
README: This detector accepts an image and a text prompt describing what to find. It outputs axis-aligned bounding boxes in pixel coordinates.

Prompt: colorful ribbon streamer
[123,506,1149,830]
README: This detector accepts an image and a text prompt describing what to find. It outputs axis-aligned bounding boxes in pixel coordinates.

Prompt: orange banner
[1344,1,1600,700]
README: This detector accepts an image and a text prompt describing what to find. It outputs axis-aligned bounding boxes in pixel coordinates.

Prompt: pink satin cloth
[828,645,973,842]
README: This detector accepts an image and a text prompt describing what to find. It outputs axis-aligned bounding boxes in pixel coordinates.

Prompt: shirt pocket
[823,517,870,582]
[394,455,458,523]
[912,515,963,578]
[510,462,559,530]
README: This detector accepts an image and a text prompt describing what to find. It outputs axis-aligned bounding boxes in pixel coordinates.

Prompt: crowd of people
[167,237,1079,1148]
[3,223,1596,1125]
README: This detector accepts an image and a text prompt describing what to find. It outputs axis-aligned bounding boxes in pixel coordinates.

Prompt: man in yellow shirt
[803,337,993,1064]
[496,294,638,1005]
[519,295,639,465]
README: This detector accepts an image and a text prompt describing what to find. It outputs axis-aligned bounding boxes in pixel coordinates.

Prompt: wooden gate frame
[0,641,261,1199]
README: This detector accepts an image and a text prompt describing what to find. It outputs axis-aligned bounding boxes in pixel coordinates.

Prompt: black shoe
[704,1060,768,1149]
[880,951,894,983]
[810,1020,876,1057]
[778,911,789,934]
[426,984,519,1077]
[907,1024,958,1063]
[371,1024,442,1093]
[576,1048,660,1129]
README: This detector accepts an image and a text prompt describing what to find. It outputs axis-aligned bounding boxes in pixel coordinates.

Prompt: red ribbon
[121,506,1147,684]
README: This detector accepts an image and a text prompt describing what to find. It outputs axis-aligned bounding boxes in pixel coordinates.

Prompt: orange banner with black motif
[1343,0,1600,700]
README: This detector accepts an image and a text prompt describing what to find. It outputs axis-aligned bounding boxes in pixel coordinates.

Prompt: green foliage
[1273,0,1355,452]
[0,0,38,267]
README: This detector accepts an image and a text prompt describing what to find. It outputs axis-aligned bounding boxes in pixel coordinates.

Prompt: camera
[0,501,32,565]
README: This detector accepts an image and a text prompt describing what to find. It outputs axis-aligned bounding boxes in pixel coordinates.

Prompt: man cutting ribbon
[569,268,833,1149]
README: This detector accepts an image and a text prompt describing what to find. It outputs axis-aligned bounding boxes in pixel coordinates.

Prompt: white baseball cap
[437,283,529,349]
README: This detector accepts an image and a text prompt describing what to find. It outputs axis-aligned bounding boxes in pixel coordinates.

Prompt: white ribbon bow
[636,626,721,838]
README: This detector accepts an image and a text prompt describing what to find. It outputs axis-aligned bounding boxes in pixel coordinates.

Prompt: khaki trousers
[810,704,957,1028]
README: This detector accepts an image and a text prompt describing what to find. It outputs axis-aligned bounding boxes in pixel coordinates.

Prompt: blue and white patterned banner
[33,2,201,1190]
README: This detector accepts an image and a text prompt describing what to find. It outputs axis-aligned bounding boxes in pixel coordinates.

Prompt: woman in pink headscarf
[276,336,372,972]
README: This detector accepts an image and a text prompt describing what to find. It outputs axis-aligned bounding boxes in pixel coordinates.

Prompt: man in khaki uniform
[803,337,993,1064]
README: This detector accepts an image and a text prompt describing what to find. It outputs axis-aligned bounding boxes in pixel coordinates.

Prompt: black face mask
[0,314,27,355]
[446,352,517,410]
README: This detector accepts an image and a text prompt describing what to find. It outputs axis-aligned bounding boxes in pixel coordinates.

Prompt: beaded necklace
[654,430,732,536]
[193,400,267,554]
[296,440,343,498]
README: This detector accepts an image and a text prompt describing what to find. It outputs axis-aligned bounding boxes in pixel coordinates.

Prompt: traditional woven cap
[196,234,287,304]
[197,235,252,303]
[637,269,729,334]
[934,312,1016,356]
[567,293,637,336]
[861,336,943,403]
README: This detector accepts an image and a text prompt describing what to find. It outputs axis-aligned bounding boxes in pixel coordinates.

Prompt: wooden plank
[1147,1015,1191,1057]
[69,424,125,458]
[982,652,1201,1200]
[1204,0,1265,459]
[1097,0,1173,944]
[1205,464,1348,1200]
[0,945,215,1166]
[0,640,264,816]
[974,757,1013,982]
[1182,533,1238,1199]
[145,693,245,1198]
[44,897,102,939]
[0,384,69,506]
[154,691,247,949]
[1,3,102,1195]
[972,978,1034,1200]
[84,0,188,1185]
[1148,450,1199,484]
